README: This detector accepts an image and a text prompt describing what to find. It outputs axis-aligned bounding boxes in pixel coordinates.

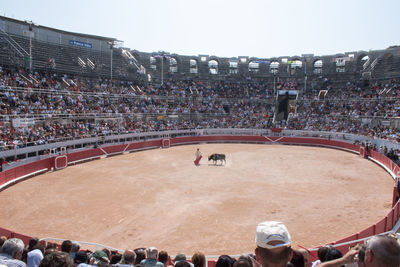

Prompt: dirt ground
[0,144,394,256]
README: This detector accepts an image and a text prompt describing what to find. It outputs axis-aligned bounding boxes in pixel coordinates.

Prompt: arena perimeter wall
[0,135,399,256]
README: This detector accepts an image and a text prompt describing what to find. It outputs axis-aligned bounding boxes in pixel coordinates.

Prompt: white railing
[39,237,123,253]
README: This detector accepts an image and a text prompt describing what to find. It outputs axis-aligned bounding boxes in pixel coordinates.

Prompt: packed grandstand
[1,14,400,267]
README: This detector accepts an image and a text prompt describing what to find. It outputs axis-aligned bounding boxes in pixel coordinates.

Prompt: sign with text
[69,40,92,48]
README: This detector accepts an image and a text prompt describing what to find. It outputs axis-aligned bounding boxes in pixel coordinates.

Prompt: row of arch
[145,52,398,75]
[149,56,324,75]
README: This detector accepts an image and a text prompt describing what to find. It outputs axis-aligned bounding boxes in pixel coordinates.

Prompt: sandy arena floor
[0,144,394,255]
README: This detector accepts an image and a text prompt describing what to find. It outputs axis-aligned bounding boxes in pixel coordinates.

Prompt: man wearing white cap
[254,221,292,267]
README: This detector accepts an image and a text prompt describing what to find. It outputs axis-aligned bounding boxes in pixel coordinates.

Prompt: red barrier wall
[0,172,5,185]
[358,225,375,239]
[67,148,104,163]
[0,135,398,255]
[103,144,128,154]
[126,140,163,151]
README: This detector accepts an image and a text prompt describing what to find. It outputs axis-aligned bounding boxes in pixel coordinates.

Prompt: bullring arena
[0,141,394,255]
[1,10,400,266]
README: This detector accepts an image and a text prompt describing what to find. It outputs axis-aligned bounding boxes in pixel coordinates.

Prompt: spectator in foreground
[0,236,7,248]
[191,252,206,267]
[139,248,163,267]
[158,251,172,267]
[289,249,304,267]
[363,235,400,267]
[27,247,44,267]
[175,262,191,267]
[44,244,58,256]
[77,250,109,267]
[133,249,146,267]
[73,251,88,267]
[39,251,73,267]
[216,255,235,267]
[0,238,26,267]
[254,221,292,267]
[173,253,193,267]
[61,241,72,256]
[318,234,400,267]
[232,255,252,267]
[70,243,80,262]
[109,251,122,265]
[116,250,136,267]
[296,249,309,267]
[27,238,40,252]
[311,246,331,267]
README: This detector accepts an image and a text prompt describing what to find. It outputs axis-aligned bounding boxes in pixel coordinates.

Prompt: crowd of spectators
[1,221,400,267]
[0,67,399,151]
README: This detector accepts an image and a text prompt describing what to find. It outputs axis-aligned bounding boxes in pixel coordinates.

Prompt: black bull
[208,153,226,165]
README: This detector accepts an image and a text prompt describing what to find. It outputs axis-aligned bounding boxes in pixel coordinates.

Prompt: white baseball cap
[255,221,291,249]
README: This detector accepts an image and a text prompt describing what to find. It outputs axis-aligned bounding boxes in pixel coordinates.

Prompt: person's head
[296,249,308,267]
[255,221,292,267]
[233,255,252,267]
[61,240,72,254]
[356,244,367,267]
[192,252,206,267]
[110,252,122,265]
[102,249,111,260]
[39,251,73,267]
[316,246,331,263]
[28,238,40,251]
[174,253,187,262]
[289,250,304,267]
[325,247,342,262]
[175,261,191,267]
[0,236,7,248]
[120,250,136,265]
[70,243,80,253]
[145,247,158,260]
[45,244,58,255]
[158,251,169,265]
[216,255,235,267]
[73,251,88,266]
[134,248,146,264]
[364,235,400,267]
[0,238,25,260]
[89,250,110,265]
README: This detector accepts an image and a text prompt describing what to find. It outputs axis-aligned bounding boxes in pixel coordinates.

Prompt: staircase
[0,28,29,68]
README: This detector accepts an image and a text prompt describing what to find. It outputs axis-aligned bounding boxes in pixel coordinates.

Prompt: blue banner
[69,40,92,48]
[253,60,270,64]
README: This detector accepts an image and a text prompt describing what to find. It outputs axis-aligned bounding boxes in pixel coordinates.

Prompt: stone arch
[150,56,157,70]
[313,59,323,74]
[334,54,346,67]
[290,59,303,69]
[313,59,323,68]
[169,57,178,73]
[209,59,219,75]
[190,58,198,74]
[248,60,260,73]
[270,60,280,74]
[229,59,238,74]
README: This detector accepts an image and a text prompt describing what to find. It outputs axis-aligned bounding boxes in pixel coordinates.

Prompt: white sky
[2,0,400,58]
